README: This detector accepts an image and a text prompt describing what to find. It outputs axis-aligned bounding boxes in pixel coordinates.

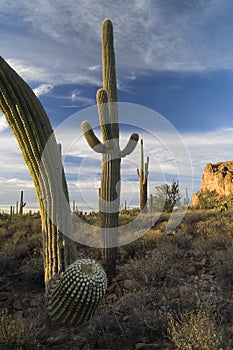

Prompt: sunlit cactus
[81,19,139,278]
[0,55,107,326]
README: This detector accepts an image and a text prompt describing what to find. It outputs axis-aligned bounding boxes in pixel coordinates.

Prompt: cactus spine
[137,139,149,212]
[81,19,139,278]
[0,56,107,326]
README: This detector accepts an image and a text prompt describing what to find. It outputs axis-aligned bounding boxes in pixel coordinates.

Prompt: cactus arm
[81,121,110,153]
[0,57,107,327]
[96,88,113,143]
[140,139,144,177]
[121,133,139,157]
[143,156,149,184]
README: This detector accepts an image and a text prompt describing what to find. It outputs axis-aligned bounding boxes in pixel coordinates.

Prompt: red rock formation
[192,161,233,206]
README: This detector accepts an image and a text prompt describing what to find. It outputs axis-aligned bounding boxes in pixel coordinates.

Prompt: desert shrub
[2,239,29,260]
[153,181,182,213]
[182,210,225,235]
[102,290,169,344]
[168,308,223,350]
[121,228,164,260]
[196,214,233,238]
[0,226,7,237]
[196,189,219,209]
[127,290,169,338]
[192,233,230,259]
[0,309,39,349]
[128,257,168,288]
[191,215,233,259]
[177,276,223,316]
[2,228,42,260]
[20,254,44,284]
[211,246,233,290]
[127,238,178,288]
[173,231,194,250]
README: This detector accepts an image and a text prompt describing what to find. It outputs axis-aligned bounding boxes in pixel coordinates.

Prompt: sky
[1,0,233,212]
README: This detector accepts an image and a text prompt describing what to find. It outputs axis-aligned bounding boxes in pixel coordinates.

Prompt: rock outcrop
[192,161,233,207]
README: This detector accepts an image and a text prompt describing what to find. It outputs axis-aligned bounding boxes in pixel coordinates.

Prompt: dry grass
[168,308,223,350]
[1,209,233,348]
[0,308,39,349]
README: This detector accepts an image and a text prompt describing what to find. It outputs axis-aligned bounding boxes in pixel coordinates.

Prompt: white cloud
[33,84,53,97]
[1,0,233,93]
[0,114,9,133]
[5,58,101,87]
[87,65,101,72]
[1,109,233,211]
[69,89,94,107]
[6,58,49,82]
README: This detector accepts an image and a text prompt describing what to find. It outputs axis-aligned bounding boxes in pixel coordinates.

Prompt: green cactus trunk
[0,57,75,280]
[19,190,26,215]
[100,19,120,277]
[0,56,107,326]
[82,19,139,279]
[137,139,149,212]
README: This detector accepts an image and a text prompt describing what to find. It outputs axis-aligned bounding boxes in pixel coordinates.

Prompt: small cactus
[47,259,107,327]
[19,190,26,215]
[137,139,149,212]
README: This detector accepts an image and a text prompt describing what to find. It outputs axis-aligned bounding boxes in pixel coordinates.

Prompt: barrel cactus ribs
[47,259,107,327]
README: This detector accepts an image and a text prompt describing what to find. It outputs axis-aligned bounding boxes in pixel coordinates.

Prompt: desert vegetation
[0,209,233,348]
[0,14,233,350]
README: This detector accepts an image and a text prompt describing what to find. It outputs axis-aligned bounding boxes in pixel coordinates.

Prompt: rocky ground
[0,211,233,349]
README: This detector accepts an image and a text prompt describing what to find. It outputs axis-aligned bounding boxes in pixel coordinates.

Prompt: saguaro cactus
[19,190,26,215]
[184,187,189,206]
[81,19,139,278]
[137,139,149,212]
[0,56,107,326]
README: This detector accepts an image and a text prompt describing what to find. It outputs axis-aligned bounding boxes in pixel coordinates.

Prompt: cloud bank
[1,0,233,89]
[1,109,233,212]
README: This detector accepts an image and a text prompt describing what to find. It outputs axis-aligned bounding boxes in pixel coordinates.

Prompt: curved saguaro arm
[0,57,107,326]
[137,139,149,212]
[81,19,139,278]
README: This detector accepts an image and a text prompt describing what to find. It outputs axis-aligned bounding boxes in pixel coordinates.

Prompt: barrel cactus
[0,38,107,325]
[81,19,139,277]
[47,259,107,327]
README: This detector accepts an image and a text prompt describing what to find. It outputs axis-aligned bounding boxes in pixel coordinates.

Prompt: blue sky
[1,0,233,212]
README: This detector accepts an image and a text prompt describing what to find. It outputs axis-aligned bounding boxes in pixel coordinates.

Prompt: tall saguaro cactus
[81,19,139,278]
[0,56,107,326]
[137,139,149,212]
